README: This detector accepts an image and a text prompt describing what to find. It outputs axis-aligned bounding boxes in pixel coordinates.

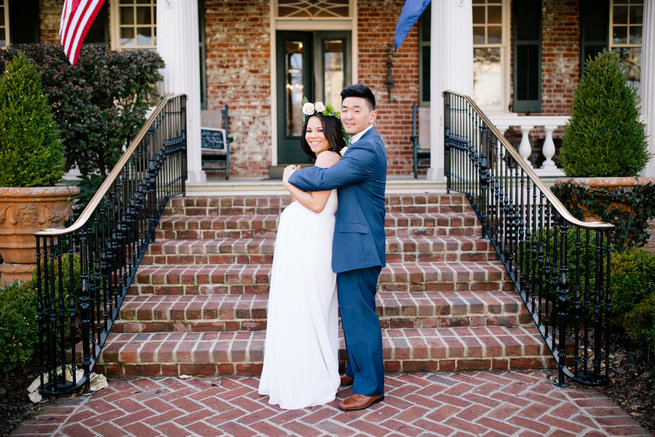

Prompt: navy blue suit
[288,126,386,396]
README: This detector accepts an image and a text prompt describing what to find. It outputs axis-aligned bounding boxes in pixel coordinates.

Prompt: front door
[276,30,351,166]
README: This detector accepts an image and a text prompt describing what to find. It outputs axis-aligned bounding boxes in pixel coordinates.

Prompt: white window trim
[1,0,10,49]
[473,0,510,113]
[110,0,157,50]
[269,0,357,166]
[609,0,644,50]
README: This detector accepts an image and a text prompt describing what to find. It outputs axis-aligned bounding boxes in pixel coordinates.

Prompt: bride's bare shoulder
[315,150,341,168]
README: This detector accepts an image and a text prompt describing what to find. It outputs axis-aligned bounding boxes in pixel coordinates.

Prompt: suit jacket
[289,126,387,273]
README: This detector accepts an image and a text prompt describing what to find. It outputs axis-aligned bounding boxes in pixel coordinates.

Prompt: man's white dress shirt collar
[349,125,374,145]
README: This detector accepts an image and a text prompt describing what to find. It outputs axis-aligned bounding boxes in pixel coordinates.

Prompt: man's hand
[283,165,301,184]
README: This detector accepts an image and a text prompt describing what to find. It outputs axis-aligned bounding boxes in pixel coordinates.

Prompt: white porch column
[157,0,206,183]
[429,0,473,181]
[642,0,655,177]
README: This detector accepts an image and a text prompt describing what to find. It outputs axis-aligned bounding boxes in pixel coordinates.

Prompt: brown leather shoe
[338,393,384,411]
[340,374,354,386]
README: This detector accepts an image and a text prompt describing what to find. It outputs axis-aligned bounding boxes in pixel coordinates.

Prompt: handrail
[35,95,184,237]
[461,94,611,231]
[444,91,612,386]
[34,94,187,395]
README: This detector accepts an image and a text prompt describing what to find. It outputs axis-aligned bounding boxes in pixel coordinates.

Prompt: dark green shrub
[0,51,65,187]
[552,181,655,250]
[0,281,38,376]
[0,254,81,377]
[560,50,649,177]
[624,294,655,354]
[0,44,164,177]
[610,248,655,330]
[73,174,106,216]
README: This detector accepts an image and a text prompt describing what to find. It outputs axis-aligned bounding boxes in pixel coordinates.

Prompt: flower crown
[301,97,340,123]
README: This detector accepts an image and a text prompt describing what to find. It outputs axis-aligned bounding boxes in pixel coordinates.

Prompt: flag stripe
[59,0,105,66]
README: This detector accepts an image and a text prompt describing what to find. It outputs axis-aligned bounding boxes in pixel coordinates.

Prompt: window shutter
[580,0,609,71]
[513,0,541,113]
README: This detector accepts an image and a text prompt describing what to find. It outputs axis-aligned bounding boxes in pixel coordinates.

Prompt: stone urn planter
[0,186,79,285]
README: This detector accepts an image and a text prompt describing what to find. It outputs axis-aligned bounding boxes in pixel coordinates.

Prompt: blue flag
[394,0,432,51]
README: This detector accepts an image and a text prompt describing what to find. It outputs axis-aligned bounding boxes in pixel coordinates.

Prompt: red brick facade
[539,0,580,116]
[32,0,587,178]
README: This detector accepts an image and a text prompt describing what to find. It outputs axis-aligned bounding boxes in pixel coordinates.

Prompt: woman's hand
[283,165,301,184]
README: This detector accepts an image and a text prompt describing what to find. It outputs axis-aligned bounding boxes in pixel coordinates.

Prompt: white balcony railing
[488,114,569,178]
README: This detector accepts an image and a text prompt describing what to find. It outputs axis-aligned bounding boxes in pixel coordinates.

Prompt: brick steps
[129,261,512,295]
[96,325,553,377]
[140,235,497,266]
[154,212,482,240]
[162,193,474,216]
[113,291,531,334]
[107,192,554,377]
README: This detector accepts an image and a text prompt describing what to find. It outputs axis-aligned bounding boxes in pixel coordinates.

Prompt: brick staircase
[95,193,554,377]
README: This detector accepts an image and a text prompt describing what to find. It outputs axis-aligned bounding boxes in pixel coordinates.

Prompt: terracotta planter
[0,186,80,285]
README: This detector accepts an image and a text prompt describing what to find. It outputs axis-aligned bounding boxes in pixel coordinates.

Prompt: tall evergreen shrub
[560,50,649,177]
[0,52,65,187]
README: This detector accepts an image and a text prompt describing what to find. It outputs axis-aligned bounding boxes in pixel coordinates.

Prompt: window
[3,0,39,46]
[277,0,349,18]
[473,0,506,109]
[112,0,156,49]
[610,0,643,92]
[0,0,8,48]
[513,0,541,113]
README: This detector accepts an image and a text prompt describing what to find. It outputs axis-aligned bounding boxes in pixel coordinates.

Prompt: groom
[284,84,387,411]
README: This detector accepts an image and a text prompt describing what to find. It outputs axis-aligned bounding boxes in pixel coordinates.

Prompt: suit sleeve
[289,142,377,192]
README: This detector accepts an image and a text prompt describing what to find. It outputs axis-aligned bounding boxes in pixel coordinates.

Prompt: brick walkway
[12,371,651,436]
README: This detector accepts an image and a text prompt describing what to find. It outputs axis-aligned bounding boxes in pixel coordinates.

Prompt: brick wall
[539,0,580,116]
[39,0,63,45]
[204,0,271,178]
[356,0,419,176]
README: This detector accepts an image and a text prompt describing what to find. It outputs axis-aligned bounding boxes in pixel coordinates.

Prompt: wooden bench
[411,102,430,178]
[201,104,233,179]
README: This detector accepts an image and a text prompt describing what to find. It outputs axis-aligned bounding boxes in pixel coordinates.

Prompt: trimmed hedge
[0,51,65,187]
[560,50,649,177]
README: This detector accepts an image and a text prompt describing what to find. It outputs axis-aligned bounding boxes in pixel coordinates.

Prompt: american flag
[59,0,105,66]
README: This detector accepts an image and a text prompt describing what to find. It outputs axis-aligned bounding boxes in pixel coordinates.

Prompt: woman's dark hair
[300,113,346,159]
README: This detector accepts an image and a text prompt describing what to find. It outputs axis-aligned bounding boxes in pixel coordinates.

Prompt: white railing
[488,114,569,177]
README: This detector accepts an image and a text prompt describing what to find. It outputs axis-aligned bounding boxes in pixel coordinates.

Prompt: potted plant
[553,49,654,249]
[0,52,79,285]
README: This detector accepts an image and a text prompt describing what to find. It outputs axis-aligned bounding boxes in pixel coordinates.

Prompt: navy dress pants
[337,266,384,396]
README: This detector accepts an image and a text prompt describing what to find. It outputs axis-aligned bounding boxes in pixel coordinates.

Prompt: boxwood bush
[560,50,649,177]
[0,51,65,187]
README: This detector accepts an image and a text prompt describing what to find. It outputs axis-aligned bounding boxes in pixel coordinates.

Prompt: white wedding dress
[258,189,340,410]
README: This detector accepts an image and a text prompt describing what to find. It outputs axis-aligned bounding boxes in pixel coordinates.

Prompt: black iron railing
[444,91,613,386]
[34,94,187,395]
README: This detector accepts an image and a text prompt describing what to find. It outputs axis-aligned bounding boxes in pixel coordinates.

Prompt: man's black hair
[340,83,376,111]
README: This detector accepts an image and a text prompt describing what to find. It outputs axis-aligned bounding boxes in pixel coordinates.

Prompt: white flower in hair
[314,101,325,112]
[302,102,315,116]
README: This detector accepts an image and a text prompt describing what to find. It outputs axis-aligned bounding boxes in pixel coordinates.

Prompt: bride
[258,102,347,410]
